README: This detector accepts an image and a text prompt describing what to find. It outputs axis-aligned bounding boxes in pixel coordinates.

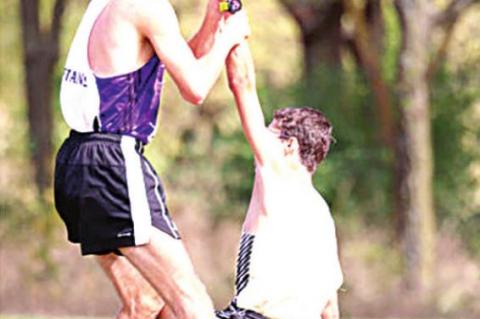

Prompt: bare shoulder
[129,0,175,16]
[253,128,288,171]
[106,0,139,15]
[136,0,174,11]
[111,0,175,24]
[113,0,168,10]
[133,0,179,37]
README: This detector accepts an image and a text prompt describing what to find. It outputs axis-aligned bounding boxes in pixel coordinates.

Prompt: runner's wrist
[213,28,236,56]
[201,7,225,34]
[201,16,220,35]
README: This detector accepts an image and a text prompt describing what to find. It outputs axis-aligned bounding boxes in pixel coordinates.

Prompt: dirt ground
[1,207,479,318]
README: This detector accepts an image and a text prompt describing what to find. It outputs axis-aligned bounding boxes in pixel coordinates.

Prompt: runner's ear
[289,137,299,150]
[283,137,299,156]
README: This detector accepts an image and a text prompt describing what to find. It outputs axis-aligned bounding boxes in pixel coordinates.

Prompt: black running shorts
[54,131,180,255]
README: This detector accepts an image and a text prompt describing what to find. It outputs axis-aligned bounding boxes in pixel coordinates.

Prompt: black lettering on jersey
[63,68,88,88]
[63,68,72,81]
[70,71,77,83]
[79,73,87,87]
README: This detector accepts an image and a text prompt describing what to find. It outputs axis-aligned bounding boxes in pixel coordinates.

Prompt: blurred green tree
[278,0,480,291]
[393,0,479,291]
[278,0,343,78]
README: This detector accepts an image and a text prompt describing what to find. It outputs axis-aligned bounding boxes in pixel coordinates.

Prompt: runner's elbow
[182,91,205,105]
[180,84,207,105]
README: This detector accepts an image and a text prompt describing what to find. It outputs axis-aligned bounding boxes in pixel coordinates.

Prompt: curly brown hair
[273,107,333,172]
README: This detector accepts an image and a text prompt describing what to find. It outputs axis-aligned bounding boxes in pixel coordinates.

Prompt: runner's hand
[222,11,251,48]
[204,0,229,28]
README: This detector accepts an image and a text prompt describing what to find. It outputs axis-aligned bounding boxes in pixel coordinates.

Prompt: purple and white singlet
[60,0,165,144]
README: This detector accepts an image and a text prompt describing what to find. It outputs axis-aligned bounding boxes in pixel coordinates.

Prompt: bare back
[243,164,329,233]
[234,162,343,319]
[88,0,155,77]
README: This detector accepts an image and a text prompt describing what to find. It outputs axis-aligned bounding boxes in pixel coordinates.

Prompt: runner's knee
[123,293,164,319]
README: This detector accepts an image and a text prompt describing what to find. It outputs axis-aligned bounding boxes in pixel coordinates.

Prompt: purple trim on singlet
[95,55,165,144]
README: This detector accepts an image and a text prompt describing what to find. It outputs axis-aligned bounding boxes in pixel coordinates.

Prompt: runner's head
[269,107,333,173]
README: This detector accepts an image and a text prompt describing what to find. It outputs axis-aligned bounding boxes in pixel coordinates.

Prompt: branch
[277,0,331,33]
[344,0,395,147]
[435,0,480,27]
[428,0,479,79]
[426,22,456,81]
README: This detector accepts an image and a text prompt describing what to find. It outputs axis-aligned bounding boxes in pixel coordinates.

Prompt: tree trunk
[395,0,436,291]
[344,0,395,147]
[302,3,343,74]
[23,36,56,198]
[278,0,344,80]
[19,0,66,199]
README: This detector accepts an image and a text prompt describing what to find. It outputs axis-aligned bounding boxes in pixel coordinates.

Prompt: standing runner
[54,0,249,318]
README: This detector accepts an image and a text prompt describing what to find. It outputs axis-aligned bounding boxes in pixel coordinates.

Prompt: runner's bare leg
[120,228,215,319]
[96,253,169,319]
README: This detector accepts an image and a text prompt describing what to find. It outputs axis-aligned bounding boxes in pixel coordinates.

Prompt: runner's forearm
[189,0,226,58]
[227,42,263,125]
[189,18,219,58]
[185,33,233,104]
[226,42,270,164]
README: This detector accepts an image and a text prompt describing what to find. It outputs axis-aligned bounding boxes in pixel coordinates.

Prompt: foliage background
[1,0,479,318]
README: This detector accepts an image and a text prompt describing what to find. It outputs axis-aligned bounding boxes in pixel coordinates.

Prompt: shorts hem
[80,237,136,256]
[78,224,182,256]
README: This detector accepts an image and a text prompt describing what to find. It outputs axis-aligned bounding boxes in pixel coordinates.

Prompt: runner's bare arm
[226,41,278,166]
[135,0,249,105]
[188,0,226,58]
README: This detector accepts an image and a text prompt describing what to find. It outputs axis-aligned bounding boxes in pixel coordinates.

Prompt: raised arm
[188,0,224,58]
[226,41,278,166]
[134,0,249,105]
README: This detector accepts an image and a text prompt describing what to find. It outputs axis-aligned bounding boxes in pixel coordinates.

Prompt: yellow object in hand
[219,1,230,12]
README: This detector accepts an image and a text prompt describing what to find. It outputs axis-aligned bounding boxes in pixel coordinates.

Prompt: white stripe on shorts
[120,136,152,245]
[143,162,178,235]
